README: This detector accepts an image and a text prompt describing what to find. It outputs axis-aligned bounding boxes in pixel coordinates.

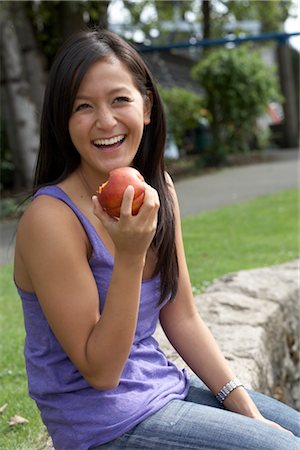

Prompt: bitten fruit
[97,167,145,218]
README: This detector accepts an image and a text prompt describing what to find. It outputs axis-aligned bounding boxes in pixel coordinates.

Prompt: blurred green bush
[192,45,282,165]
[159,86,206,151]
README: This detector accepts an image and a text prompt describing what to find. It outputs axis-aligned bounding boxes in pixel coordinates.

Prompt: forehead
[77,56,137,92]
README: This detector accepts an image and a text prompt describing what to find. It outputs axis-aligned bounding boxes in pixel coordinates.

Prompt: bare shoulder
[164,171,180,214]
[15,194,89,286]
[164,171,175,189]
[17,194,87,249]
[19,193,73,226]
[18,194,66,231]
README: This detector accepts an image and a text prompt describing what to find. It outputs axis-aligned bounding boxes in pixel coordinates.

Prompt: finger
[92,195,113,222]
[258,417,294,436]
[273,424,293,435]
[138,185,160,217]
[120,185,135,217]
[92,195,102,216]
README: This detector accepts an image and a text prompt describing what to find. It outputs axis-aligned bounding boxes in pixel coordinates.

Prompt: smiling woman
[13,28,300,450]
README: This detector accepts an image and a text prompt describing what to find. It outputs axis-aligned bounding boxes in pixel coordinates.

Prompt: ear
[143,91,153,125]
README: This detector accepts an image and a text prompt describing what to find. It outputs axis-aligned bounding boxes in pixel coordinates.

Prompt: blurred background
[0,0,299,212]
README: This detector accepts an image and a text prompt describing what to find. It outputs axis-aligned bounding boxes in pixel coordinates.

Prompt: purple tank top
[16,186,189,450]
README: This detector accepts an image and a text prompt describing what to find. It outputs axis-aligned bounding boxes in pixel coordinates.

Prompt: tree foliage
[192,45,282,163]
[27,0,109,67]
[120,0,292,44]
[122,0,198,44]
[199,0,292,40]
[225,0,291,33]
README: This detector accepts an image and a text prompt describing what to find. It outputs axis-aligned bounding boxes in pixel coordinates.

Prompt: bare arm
[16,184,159,390]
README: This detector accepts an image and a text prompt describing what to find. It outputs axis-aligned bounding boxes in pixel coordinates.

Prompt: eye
[113,96,131,104]
[74,103,91,112]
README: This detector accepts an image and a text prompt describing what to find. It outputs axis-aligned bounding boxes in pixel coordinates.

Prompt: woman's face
[68,56,151,183]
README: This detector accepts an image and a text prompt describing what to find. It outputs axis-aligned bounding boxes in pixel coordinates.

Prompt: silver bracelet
[216,378,243,404]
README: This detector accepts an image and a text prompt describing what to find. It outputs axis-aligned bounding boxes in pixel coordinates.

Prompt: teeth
[93,135,125,146]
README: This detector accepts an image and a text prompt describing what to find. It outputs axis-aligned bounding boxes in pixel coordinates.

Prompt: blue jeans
[94,375,300,449]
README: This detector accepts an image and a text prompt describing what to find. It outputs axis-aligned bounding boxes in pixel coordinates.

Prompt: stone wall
[155,259,300,410]
[45,260,299,449]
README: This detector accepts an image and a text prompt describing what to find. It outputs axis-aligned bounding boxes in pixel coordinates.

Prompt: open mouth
[93,134,125,150]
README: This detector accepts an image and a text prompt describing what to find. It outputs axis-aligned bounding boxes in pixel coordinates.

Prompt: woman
[14,29,300,450]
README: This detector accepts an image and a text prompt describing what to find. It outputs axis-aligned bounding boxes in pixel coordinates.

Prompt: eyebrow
[75,86,132,100]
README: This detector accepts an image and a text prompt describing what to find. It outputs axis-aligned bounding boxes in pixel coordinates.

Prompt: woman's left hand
[255,414,293,435]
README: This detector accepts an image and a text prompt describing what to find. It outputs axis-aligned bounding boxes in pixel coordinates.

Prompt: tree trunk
[0,8,39,190]
[86,1,109,29]
[58,2,86,40]
[276,42,299,148]
[12,2,46,119]
[97,1,109,28]
[201,0,211,39]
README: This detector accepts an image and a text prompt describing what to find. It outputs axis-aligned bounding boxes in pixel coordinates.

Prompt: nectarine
[97,167,145,218]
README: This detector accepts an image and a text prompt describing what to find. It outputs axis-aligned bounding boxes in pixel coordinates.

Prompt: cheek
[134,104,149,129]
[69,117,85,142]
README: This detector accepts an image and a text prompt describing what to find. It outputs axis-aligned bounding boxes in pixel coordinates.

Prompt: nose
[95,106,117,130]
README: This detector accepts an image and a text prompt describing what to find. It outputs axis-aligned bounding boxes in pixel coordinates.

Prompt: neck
[78,167,98,198]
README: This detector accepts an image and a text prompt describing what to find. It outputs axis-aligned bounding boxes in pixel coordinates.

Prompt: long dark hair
[34,29,178,304]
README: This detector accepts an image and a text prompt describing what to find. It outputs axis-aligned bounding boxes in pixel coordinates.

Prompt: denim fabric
[94,375,300,449]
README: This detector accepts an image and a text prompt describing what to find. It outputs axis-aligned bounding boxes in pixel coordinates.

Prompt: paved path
[1,150,298,266]
[176,150,299,217]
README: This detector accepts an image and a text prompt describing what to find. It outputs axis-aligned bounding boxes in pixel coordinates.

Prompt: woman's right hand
[92,183,160,259]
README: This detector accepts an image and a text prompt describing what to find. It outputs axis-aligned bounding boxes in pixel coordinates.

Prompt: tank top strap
[33,185,112,264]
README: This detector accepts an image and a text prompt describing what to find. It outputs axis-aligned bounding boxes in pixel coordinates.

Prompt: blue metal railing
[139,31,300,53]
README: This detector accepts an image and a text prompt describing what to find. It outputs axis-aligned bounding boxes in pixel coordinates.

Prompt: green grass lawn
[183,189,299,293]
[0,188,299,450]
[0,271,48,450]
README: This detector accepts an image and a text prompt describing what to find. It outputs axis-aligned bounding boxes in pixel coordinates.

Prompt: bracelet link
[216,378,243,404]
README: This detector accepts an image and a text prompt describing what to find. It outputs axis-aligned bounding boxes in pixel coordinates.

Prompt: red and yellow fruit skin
[97,167,145,218]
